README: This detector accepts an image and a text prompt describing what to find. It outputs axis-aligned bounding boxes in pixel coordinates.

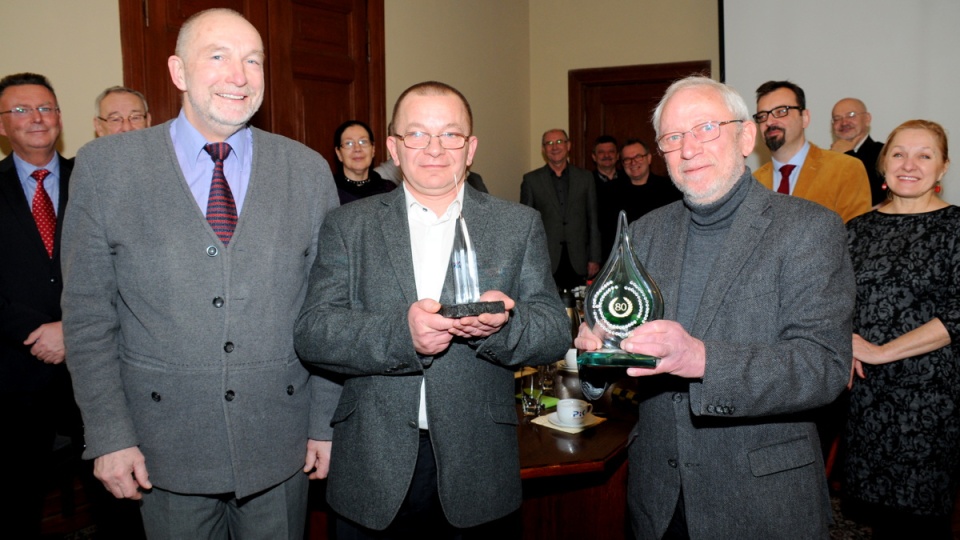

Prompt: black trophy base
[577,350,659,401]
[438,301,505,319]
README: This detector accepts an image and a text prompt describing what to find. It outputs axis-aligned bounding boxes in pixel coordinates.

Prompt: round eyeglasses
[0,106,60,117]
[656,120,744,153]
[98,114,147,126]
[752,106,802,124]
[394,131,468,150]
[340,139,372,150]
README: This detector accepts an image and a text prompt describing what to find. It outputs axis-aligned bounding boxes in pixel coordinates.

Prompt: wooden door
[118,0,385,165]
[569,61,710,177]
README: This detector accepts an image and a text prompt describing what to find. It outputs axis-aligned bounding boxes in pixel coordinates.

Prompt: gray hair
[541,128,569,143]
[651,76,751,139]
[94,86,149,115]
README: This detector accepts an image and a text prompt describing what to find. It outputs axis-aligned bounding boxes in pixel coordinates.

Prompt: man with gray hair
[62,8,340,539]
[576,76,853,538]
[93,86,151,137]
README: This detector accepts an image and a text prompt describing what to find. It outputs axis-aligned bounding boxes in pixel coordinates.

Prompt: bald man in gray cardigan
[61,8,340,539]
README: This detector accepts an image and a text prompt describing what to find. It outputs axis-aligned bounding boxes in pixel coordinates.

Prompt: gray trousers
[139,471,308,540]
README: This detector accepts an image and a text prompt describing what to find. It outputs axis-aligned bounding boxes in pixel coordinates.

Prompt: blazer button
[672,393,683,403]
[287,385,295,395]
[706,404,714,413]
[225,390,235,401]
[206,245,219,257]
[668,459,678,468]
[212,297,225,308]
[407,421,418,429]
[151,392,161,402]
[224,342,235,353]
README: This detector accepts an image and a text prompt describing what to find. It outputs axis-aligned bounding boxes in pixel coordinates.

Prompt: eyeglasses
[543,138,568,147]
[622,153,649,164]
[340,139,371,150]
[394,131,468,150]
[656,120,744,153]
[752,106,802,124]
[831,111,867,124]
[0,106,60,117]
[97,114,147,126]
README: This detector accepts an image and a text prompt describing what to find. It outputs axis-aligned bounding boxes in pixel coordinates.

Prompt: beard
[763,127,785,152]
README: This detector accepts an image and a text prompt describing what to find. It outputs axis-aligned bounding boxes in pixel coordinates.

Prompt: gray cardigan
[62,120,341,498]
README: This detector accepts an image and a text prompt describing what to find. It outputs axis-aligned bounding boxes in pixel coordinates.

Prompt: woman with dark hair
[844,119,959,539]
[332,120,394,204]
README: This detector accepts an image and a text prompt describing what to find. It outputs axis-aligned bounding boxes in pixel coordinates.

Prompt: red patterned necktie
[31,168,56,258]
[203,142,238,245]
[777,164,795,195]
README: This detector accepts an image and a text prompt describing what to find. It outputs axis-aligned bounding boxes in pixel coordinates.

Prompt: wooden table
[518,394,636,540]
[307,378,638,540]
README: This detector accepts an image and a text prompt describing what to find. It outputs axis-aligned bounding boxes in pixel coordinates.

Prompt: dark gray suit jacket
[627,175,853,539]
[294,186,569,529]
[0,153,72,393]
[520,163,601,274]
[61,121,341,498]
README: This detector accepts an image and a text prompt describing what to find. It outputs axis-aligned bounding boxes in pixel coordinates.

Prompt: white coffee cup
[556,398,593,426]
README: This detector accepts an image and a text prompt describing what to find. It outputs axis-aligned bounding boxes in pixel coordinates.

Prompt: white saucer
[546,411,601,429]
[559,364,578,372]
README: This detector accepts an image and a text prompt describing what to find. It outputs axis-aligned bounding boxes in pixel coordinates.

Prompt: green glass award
[578,211,663,399]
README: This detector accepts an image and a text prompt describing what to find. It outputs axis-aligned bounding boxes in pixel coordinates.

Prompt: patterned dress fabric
[844,206,960,516]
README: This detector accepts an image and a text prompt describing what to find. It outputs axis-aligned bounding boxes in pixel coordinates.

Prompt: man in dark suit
[0,72,76,539]
[61,9,340,539]
[294,81,569,538]
[831,97,886,206]
[521,129,601,290]
[576,76,853,538]
[597,138,682,255]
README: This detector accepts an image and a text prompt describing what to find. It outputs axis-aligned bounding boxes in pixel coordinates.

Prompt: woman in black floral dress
[845,119,959,539]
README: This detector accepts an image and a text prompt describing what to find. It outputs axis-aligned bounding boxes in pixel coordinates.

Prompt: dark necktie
[31,169,56,258]
[203,143,238,245]
[777,164,795,195]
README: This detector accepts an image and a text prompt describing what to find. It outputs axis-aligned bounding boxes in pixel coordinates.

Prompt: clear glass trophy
[577,211,664,399]
[438,216,505,318]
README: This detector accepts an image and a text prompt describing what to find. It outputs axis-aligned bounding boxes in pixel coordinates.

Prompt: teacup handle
[583,404,593,416]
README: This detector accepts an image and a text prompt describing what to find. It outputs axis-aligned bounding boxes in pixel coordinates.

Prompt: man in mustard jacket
[752,80,870,222]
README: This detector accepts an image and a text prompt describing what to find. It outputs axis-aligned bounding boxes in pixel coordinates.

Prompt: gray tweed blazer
[61,120,341,498]
[626,173,853,539]
[294,186,570,529]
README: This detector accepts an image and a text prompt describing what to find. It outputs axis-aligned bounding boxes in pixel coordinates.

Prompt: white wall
[0,0,124,158]
[724,0,960,204]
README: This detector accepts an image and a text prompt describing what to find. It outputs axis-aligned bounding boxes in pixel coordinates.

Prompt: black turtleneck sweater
[675,170,753,330]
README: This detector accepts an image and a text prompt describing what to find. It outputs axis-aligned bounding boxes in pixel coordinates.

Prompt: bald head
[831,98,871,145]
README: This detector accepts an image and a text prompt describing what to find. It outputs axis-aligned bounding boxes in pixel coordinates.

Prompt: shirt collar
[403,182,464,221]
[172,109,249,164]
[13,152,59,180]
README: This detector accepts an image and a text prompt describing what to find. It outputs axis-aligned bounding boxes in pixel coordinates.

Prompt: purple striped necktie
[204,142,238,245]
